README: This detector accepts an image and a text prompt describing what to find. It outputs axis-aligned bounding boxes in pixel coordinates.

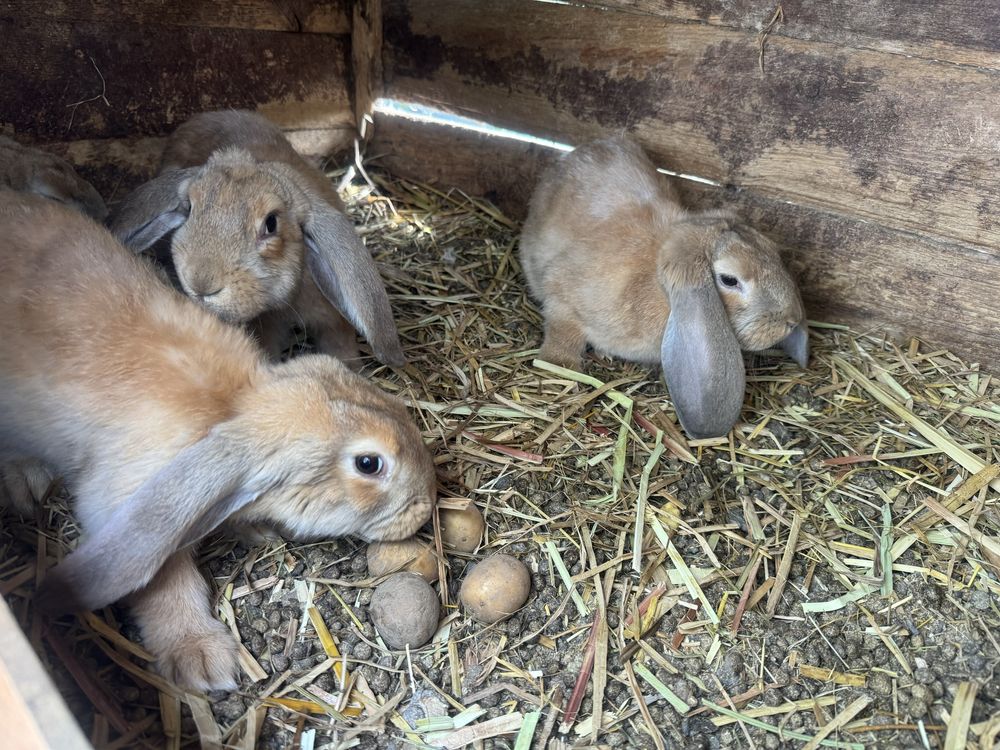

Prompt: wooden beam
[370,116,1000,372]
[382,0,1000,256]
[352,0,385,139]
[0,600,90,750]
[0,1,350,33]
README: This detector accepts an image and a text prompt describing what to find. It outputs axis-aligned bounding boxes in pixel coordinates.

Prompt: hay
[0,162,998,749]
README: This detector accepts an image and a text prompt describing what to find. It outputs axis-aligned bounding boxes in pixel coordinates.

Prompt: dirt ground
[1,167,998,749]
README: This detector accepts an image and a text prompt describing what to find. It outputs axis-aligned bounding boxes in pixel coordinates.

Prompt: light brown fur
[0,193,434,691]
[520,138,805,369]
[110,110,404,368]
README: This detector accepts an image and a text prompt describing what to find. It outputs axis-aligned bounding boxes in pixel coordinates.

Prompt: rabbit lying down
[0,192,435,692]
[520,137,808,439]
[0,135,107,221]
[110,110,404,368]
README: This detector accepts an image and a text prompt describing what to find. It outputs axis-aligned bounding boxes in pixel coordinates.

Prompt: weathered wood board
[1,4,355,200]
[2,0,351,34]
[0,599,91,750]
[382,0,1000,255]
[588,1,1000,69]
[371,117,1000,371]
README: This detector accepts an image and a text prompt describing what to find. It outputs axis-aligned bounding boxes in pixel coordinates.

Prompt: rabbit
[519,137,808,439]
[0,191,435,692]
[0,135,107,221]
[108,110,404,368]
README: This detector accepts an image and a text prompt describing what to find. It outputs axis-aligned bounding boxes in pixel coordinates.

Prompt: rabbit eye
[262,212,278,236]
[354,454,384,476]
[719,273,740,288]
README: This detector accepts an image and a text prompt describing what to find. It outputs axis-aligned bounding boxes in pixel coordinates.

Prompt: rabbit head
[0,136,107,221]
[37,352,435,615]
[110,147,404,365]
[658,212,808,438]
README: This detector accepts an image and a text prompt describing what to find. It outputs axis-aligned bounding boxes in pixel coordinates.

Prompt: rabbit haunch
[520,138,808,439]
[0,193,434,691]
[110,109,405,368]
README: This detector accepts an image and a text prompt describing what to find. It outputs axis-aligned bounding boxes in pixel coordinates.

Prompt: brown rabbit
[519,138,808,439]
[0,192,434,691]
[109,110,404,367]
[0,135,107,220]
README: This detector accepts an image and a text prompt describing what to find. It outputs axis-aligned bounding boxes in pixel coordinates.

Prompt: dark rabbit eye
[262,212,278,235]
[719,273,740,288]
[354,454,384,476]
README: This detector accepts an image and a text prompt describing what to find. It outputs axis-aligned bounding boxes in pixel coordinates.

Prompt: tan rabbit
[109,110,404,367]
[519,137,808,439]
[0,192,434,692]
[0,135,107,221]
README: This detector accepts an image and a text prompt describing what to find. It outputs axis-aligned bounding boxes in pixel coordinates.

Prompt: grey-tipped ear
[36,429,266,615]
[302,203,406,367]
[779,322,809,368]
[30,168,108,222]
[109,168,197,252]
[661,283,746,439]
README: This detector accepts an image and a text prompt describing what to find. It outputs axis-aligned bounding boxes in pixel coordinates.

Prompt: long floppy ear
[661,281,746,439]
[36,428,268,615]
[30,166,108,222]
[109,167,198,252]
[298,196,406,367]
[779,322,809,368]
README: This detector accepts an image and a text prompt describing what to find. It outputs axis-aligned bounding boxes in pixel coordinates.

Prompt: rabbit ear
[109,168,197,252]
[30,167,108,222]
[36,427,269,615]
[301,201,406,366]
[779,322,809,368]
[660,281,746,439]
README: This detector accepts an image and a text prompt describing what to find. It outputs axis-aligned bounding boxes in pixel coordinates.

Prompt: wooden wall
[0,1,357,203]
[372,0,1000,371]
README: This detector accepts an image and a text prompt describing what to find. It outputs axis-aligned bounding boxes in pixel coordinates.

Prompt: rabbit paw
[0,458,55,515]
[158,620,240,693]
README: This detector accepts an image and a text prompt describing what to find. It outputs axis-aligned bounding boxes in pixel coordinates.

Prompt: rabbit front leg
[130,549,240,692]
[0,458,56,516]
[539,305,588,371]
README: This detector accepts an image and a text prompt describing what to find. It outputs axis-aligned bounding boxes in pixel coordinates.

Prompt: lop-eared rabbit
[0,193,435,691]
[110,110,404,368]
[520,138,808,438]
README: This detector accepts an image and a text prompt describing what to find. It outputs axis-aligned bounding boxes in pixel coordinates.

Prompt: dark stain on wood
[384,4,661,129]
[1,18,352,144]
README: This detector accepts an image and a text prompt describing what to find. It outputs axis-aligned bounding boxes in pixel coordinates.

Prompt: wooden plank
[1,1,350,33]
[0,599,91,750]
[586,1,1000,69]
[1,17,353,144]
[370,116,1000,371]
[352,0,384,139]
[382,0,1000,255]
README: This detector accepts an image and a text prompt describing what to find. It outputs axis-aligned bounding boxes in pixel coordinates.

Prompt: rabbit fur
[0,192,435,691]
[0,135,107,221]
[109,110,404,368]
[519,137,808,438]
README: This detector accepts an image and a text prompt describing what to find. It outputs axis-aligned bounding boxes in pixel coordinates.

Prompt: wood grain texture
[1,17,353,144]
[0,600,90,750]
[0,0,350,33]
[371,116,1000,371]
[383,0,1000,255]
[586,1,1000,69]
[352,0,384,138]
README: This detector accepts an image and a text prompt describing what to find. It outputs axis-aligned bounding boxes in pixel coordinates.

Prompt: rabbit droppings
[0,193,435,692]
[520,138,808,439]
[110,110,405,368]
